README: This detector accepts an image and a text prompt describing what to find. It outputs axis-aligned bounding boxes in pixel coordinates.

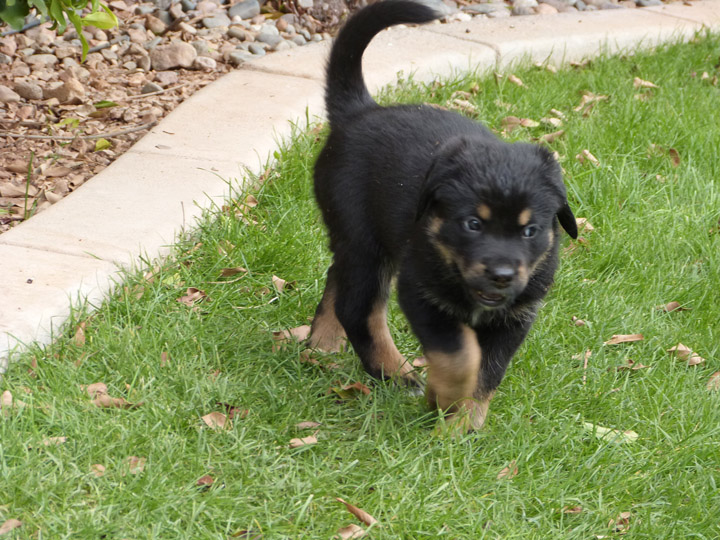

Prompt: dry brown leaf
[160,351,170,367]
[572,316,586,327]
[328,382,372,399]
[86,382,108,397]
[707,372,720,391]
[575,217,595,234]
[448,98,478,116]
[576,149,600,166]
[604,334,644,345]
[93,393,140,409]
[126,456,146,475]
[272,275,288,292]
[220,266,248,277]
[272,325,312,351]
[39,436,67,447]
[336,524,366,539]
[0,519,22,535]
[177,287,207,307]
[412,357,428,368]
[541,117,563,128]
[244,194,259,207]
[508,74,524,87]
[668,343,705,365]
[572,350,592,362]
[216,402,249,420]
[550,108,567,119]
[73,321,86,347]
[497,460,518,480]
[91,464,106,477]
[196,474,214,487]
[537,129,565,144]
[574,92,609,113]
[668,148,680,167]
[657,301,687,312]
[299,350,341,370]
[609,511,632,533]
[289,434,318,448]
[336,497,378,526]
[614,359,650,372]
[201,412,231,430]
[563,505,583,514]
[1,390,12,410]
[296,421,321,429]
[633,77,659,89]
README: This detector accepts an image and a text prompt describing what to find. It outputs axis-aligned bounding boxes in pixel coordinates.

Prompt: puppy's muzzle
[465,261,521,308]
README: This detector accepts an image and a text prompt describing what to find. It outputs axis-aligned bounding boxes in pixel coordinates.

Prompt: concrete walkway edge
[2,1,720,373]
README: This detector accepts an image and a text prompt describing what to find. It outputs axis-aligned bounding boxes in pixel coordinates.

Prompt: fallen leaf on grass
[299,350,341,370]
[575,217,594,234]
[604,334,644,345]
[196,474,214,487]
[571,316,586,327]
[72,321,87,347]
[541,117,563,128]
[497,460,518,480]
[609,511,632,533]
[35,436,67,447]
[657,301,688,312]
[0,390,25,413]
[412,357,428,368]
[86,382,108,397]
[160,351,170,367]
[668,148,681,167]
[501,116,539,131]
[289,434,318,448]
[707,372,720,391]
[447,98,478,116]
[125,456,146,475]
[272,325,311,351]
[219,266,248,277]
[87,382,141,409]
[336,524,366,539]
[272,275,296,292]
[576,149,600,166]
[296,421,321,429]
[91,464,106,477]
[574,91,609,115]
[507,74,524,87]
[216,402,249,420]
[201,412,231,430]
[563,505,583,514]
[0,519,22,535]
[668,343,705,365]
[583,422,638,444]
[336,497,378,526]
[613,359,650,372]
[537,129,565,144]
[177,287,207,307]
[633,77,659,89]
[328,382,371,399]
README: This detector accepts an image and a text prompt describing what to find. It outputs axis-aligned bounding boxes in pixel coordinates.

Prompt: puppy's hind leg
[334,256,417,384]
[309,263,347,353]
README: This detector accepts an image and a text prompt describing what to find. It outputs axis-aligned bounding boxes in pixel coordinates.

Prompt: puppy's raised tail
[325,0,440,126]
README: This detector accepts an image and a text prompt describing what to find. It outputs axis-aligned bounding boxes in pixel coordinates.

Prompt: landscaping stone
[192,56,217,70]
[149,41,197,69]
[141,81,163,93]
[229,0,260,20]
[14,81,43,100]
[0,84,21,103]
[202,12,232,28]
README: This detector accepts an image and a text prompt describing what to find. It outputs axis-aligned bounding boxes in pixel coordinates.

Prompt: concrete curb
[2,1,720,373]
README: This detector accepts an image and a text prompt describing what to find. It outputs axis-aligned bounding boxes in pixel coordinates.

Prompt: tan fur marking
[518,208,532,226]
[462,261,488,281]
[478,203,492,221]
[368,300,414,378]
[427,216,456,267]
[426,325,481,417]
[527,227,557,278]
[309,286,347,353]
[517,263,529,287]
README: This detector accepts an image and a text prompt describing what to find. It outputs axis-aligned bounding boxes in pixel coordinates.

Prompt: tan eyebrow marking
[478,204,491,220]
[518,208,532,226]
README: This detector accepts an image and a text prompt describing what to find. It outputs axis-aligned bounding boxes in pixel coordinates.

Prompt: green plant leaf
[56,118,81,129]
[48,0,67,33]
[94,100,118,109]
[0,0,30,29]
[94,138,112,152]
[81,4,117,29]
[27,0,49,17]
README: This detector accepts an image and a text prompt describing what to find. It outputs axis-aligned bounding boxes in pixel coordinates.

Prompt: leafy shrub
[0,0,118,58]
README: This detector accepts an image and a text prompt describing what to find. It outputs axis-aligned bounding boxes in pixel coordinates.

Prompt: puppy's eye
[522,224,540,238]
[463,218,482,232]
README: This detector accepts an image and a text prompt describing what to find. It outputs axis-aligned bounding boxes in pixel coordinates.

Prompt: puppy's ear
[536,146,578,239]
[416,137,468,221]
[557,201,578,239]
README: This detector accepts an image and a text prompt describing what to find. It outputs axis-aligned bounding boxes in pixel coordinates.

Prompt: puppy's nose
[487,264,516,289]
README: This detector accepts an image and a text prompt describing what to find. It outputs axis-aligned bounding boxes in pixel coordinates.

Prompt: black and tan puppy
[309,0,578,431]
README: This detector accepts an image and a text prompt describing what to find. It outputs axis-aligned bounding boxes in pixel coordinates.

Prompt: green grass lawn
[2,33,720,539]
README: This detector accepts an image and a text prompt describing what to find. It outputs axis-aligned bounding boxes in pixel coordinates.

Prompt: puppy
[309,0,578,431]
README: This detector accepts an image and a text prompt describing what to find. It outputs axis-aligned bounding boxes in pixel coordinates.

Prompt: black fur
[310,0,577,427]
